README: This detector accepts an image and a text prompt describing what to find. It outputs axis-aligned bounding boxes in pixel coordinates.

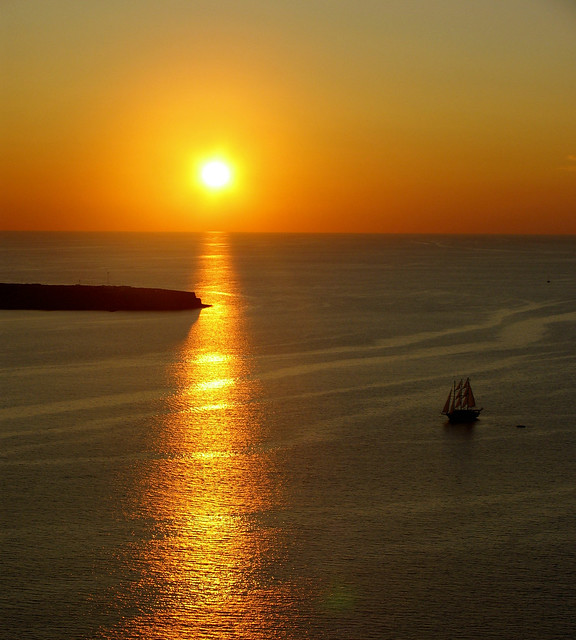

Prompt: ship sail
[452,379,462,411]
[466,384,476,408]
[442,390,452,414]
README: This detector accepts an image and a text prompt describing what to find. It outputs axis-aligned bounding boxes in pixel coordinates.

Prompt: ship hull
[444,409,482,423]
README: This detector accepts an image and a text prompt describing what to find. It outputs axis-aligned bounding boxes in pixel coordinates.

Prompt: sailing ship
[442,378,483,422]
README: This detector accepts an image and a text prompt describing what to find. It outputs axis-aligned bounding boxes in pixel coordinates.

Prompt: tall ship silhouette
[442,378,483,422]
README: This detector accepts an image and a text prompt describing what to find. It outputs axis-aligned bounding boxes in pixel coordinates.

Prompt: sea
[1,232,575,640]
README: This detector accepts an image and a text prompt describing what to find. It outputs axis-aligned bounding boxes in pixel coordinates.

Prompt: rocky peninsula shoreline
[0,283,210,311]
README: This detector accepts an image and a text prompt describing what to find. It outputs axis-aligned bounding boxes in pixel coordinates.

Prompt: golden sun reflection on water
[118,233,290,639]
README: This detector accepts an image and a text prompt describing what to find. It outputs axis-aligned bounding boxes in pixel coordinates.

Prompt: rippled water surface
[1,233,575,639]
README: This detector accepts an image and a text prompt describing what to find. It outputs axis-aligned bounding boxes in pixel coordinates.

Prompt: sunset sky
[2,0,576,233]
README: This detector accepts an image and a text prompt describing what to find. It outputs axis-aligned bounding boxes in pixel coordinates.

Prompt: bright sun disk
[200,160,232,189]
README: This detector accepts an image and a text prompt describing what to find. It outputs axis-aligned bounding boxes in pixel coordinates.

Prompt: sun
[200,160,232,190]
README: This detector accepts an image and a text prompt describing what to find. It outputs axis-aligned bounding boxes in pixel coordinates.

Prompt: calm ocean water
[1,232,575,640]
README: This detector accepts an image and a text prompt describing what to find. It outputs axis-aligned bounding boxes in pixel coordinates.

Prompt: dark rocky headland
[0,283,210,311]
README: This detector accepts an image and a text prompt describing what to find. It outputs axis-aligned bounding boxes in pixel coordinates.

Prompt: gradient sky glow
[2,0,576,233]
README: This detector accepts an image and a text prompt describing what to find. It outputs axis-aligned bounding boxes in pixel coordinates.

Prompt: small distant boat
[442,378,483,422]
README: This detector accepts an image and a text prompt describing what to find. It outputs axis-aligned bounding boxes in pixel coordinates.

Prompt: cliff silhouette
[0,283,209,311]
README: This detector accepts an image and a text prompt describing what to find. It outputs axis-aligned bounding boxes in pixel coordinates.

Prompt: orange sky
[2,1,576,233]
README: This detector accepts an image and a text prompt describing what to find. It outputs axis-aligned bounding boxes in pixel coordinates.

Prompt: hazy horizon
[2,1,576,234]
